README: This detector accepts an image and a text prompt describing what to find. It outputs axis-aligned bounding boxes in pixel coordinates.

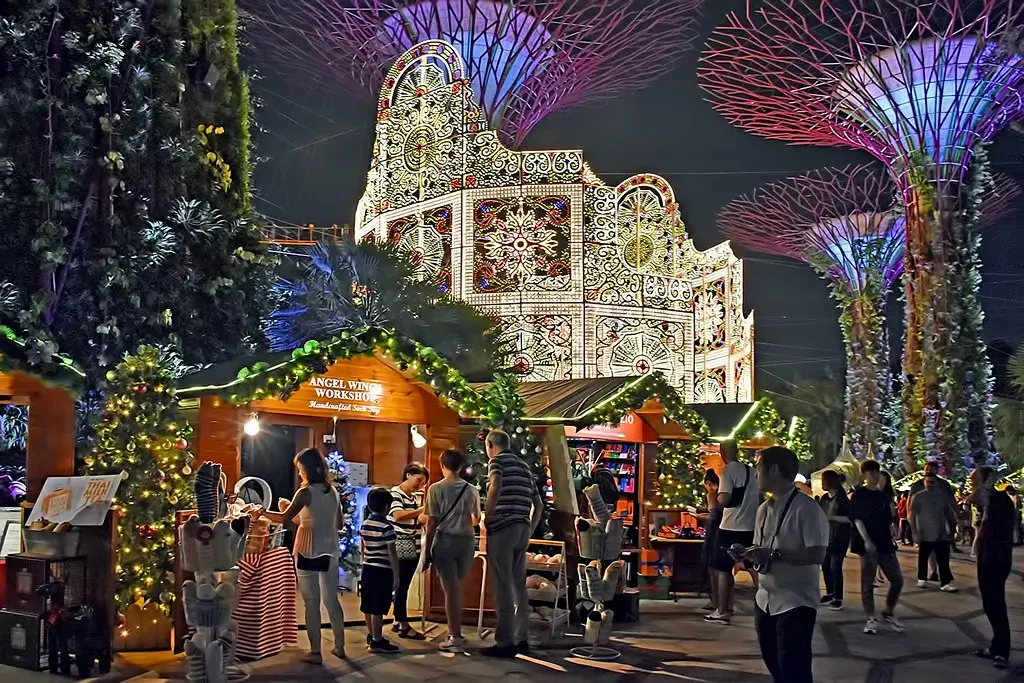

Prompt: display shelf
[525,539,570,637]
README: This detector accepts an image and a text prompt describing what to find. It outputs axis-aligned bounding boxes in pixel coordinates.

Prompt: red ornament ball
[139,524,156,539]
[175,438,188,450]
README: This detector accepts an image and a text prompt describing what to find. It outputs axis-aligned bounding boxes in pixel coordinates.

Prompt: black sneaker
[516,641,530,655]
[820,594,834,605]
[828,600,843,611]
[480,644,518,659]
[994,656,1009,669]
[369,638,400,654]
[976,649,993,659]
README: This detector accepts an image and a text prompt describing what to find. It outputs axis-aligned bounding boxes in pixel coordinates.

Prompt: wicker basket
[23,529,81,558]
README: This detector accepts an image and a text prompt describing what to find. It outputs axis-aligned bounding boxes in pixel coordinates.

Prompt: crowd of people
[257,434,1018,681]
[259,430,542,661]
[699,445,1019,682]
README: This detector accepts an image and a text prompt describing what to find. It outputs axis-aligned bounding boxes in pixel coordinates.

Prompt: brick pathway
[19,546,1021,682]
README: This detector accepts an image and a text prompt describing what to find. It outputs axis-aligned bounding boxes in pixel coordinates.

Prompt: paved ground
[5,546,1023,682]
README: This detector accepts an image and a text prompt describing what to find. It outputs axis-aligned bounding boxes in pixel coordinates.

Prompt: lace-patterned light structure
[247,0,703,146]
[699,0,1024,471]
[352,40,754,401]
[719,165,901,460]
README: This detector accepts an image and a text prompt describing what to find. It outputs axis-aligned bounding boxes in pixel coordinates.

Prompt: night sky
[246,0,1024,395]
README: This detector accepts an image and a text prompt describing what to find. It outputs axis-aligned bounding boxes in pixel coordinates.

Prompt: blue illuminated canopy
[381,0,555,130]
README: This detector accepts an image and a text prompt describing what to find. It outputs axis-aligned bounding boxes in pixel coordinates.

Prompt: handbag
[395,534,420,561]
[423,483,471,569]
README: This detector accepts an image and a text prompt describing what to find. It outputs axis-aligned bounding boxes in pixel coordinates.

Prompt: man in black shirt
[850,460,904,635]
[970,466,1015,669]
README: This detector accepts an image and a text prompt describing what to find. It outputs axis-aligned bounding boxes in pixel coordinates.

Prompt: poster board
[25,475,122,527]
[347,462,369,488]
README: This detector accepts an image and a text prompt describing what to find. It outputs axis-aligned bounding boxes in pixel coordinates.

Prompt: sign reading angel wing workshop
[250,356,434,423]
[306,376,385,417]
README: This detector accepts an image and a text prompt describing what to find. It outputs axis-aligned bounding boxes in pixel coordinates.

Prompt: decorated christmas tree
[325,448,359,571]
[655,440,706,508]
[86,346,195,611]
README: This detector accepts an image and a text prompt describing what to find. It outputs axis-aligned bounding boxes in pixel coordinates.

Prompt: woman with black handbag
[389,462,429,639]
[424,449,481,653]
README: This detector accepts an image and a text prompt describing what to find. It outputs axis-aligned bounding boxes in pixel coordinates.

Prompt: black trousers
[917,541,953,584]
[822,551,845,601]
[393,558,419,623]
[978,557,1012,659]
[755,605,817,683]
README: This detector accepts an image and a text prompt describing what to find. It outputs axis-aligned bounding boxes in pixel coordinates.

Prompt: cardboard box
[637,575,670,600]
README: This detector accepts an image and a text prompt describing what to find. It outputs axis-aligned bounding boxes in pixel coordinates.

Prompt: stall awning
[689,402,757,439]
[471,377,645,423]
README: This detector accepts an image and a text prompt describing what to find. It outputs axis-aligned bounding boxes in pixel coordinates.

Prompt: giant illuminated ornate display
[248,0,703,147]
[699,0,1024,471]
[719,165,901,461]
[354,41,753,402]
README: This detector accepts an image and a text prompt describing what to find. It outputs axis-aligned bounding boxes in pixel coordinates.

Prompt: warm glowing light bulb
[244,414,261,436]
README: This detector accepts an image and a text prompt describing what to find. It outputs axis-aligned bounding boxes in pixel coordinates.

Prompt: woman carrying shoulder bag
[388,463,429,640]
[424,449,481,654]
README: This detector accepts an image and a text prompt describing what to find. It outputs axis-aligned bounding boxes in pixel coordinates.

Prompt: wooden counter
[649,537,707,595]
[425,553,495,626]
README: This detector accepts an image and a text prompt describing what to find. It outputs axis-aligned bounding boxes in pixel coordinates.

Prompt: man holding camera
[739,446,828,683]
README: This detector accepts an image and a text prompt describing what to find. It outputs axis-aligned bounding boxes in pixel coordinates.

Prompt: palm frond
[1009,345,1024,397]
[265,238,501,375]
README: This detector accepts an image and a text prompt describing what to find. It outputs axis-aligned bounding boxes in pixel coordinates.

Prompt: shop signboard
[304,376,386,417]
[26,474,122,526]
[564,413,655,442]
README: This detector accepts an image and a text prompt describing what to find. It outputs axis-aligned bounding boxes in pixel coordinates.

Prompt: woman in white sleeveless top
[262,448,346,664]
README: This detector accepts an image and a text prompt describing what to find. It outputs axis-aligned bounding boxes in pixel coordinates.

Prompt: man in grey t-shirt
[909,472,958,592]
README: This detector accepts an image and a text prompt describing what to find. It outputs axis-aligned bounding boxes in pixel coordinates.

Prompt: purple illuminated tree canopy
[246,0,703,146]
[718,165,902,293]
[698,0,1024,185]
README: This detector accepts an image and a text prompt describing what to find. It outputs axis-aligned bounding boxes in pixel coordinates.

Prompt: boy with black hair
[850,459,904,635]
[361,486,401,654]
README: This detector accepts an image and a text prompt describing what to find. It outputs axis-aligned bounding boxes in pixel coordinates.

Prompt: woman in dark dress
[699,469,723,612]
[819,469,852,609]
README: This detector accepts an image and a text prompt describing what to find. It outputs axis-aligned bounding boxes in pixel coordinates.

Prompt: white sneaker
[703,610,731,624]
[863,617,878,635]
[940,582,959,593]
[439,636,464,654]
[882,612,904,632]
[917,580,928,588]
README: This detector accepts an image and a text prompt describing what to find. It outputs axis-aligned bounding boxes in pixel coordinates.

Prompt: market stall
[174,329,474,651]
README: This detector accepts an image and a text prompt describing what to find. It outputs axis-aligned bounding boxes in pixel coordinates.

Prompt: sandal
[396,625,426,640]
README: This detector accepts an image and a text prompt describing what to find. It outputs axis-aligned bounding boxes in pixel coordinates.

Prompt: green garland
[0,324,85,392]
[548,372,711,442]
[189,326,493,420]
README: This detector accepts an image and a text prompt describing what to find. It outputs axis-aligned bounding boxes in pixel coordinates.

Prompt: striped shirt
[360,514,396,569]
[486,452,536,533]
[389,486,422,550]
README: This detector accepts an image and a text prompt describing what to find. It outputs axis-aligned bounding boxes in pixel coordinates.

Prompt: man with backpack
[705,439,760,625]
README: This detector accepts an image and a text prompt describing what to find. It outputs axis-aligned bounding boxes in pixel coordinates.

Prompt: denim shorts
[432,533,475,582]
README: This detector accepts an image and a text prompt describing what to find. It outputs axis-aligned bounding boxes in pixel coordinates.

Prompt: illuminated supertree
[699,0,1024,474]
[718,165,901,461]
[246,0,703,146]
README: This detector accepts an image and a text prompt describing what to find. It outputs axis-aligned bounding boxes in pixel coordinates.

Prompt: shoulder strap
[436,483,471,528]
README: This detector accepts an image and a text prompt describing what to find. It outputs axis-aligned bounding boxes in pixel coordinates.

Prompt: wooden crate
[5,554,86,615]
[0,609,46,670]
